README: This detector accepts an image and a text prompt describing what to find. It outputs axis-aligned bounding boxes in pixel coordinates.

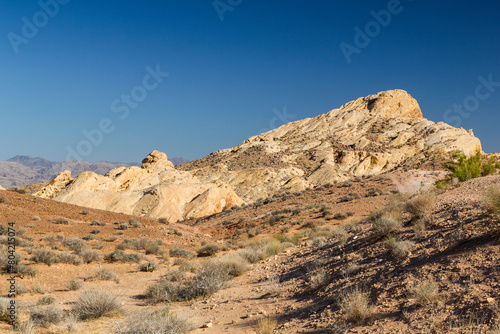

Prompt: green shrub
[445,149,497,182]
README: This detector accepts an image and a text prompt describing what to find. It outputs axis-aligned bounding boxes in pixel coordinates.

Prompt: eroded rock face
[180,89,481,202]
[35,151,243,222]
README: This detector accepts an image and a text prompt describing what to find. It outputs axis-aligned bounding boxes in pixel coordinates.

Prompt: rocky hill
[34,151,242,222]
[180,89,480,203]
[0,155,188,189]
[34,89,480,221]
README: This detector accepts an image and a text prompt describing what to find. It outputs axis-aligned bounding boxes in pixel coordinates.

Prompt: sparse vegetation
[339,287,371,323]
[36,295,55,306]
[444,149,498,182]
[257,316,278,334]
[482,186,500,219]
[372,217,402,239]
[197,244,219,257]
[73,289,122,320]
[169,248,195,258]
[104,249,142,263]
[117,307,193,334]
[93,267,119,283]
[67,279,84,291]
[385,239,415,259]
[405,192,437,220]
[412,281,440,308]
[128,218,142,228]
[30,305,64,327]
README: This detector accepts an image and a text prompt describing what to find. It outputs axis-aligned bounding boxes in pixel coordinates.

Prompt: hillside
[32,89,481,222]
[0,156,188,189]
[0,171,498,333]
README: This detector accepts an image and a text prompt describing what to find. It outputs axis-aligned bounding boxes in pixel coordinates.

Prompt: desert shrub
[412,281,440,308]
[73,289,122,320]
[118,307,193,334]
[128,218,142,228]
[196,244,219,257]
[179,262,201,273]
[16,284,29,295]
[30,283,47,294]
[213,253,248,277]
[331,227,349,244]
[15,320,37,334]
[257,316,278,334]
[16,263,38,277]
[104,249,142,263]
[163,270,187,282]
[32,216,40,221]
[82,234,96,241]
[392,240,415,259]
[372,217,402,239]
[53,218,69,225]
[333,212,349,220]
[339,287,371,323]
[144,242,162,255]
[482,187,500,219]
[0,297,11,321]
[344,264,363,277]
[67,279,84,291]
[260,238,283,258]
[406,192,437,219]
[158,218,169,224]
[139,262,157,272]
[90,229,101,234]
[445,149,497,182]
[308,268,328,289]
[118,223,129,230]
[57,251,84,265]
[62,237,88,253]
[169,248,195,258]
[93,268,119,283]
[81,250,100,263]
[31,249,60,266]
[36,295,55,306]
[91,221,106,226]
[237,247,265,263]
[309,236,327,247]
[185,264,230,299]
[0,197,5,204]
[30,305,64,327]
[116,238,140,250]
[145,281,181,303]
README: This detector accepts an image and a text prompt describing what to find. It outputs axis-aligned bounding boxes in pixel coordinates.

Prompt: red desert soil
[0,171,499,333]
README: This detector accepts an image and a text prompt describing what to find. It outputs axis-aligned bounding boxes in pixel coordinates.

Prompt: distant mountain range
[0,155,189,188]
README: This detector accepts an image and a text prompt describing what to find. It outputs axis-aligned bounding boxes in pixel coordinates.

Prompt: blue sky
[1,0,499,162]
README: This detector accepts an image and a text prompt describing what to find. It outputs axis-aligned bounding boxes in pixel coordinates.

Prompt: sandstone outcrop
[35,151,243,222]
[180,89,481,202]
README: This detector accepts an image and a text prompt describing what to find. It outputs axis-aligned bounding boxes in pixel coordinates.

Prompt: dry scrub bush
[257,316,278,334]
[196,244,219,257]
[372,217,402,239]
[94,267,119,283]
[145,281,181,303]
[237,247,264,263]
[483,187,500,219]
[386,239,415,259]
[67,279,84,291]
[73,289,122,320]
[36,295,55,306]
[30,305,64,327]
[405,192,437,220]
[116,307,193,334]
[169,248,195,258]
[339,287,371,323]
[0,297,10,321]
[412,281,440,308]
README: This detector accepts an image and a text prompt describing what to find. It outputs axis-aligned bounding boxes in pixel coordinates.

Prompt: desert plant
[30,305,64,327]
[196,244,219,257]
[0,298,11,321]
[389,240,415,259]
[62,237,88,253]
[80,250,100,263]
[118,307,193,334]
[145,281,181,303]
[31,249,60,266]
[260,238,283,258]
[236,247,264,264]
[372,217,402,239]
[406,192,437,220]
[14,320,37,334]
[169,248,195,259]
[118,223,129,230]
[257,316,278,334]
[128,218,142,228]
[93,268,119,283]
[36,295,55,306]
[445,149,498,182]
[82,234,96,241]
[73,289,122,320]
[144,242,162,255]
[482,186,500,219]
[179,261,200,273]
[104,249,142,263]
[339,287,371,323]
[412,281,440,308]
[53,218,69,225]
[67,279,84,291]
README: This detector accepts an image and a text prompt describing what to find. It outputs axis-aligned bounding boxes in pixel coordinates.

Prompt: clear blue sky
[1,0,499,163]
